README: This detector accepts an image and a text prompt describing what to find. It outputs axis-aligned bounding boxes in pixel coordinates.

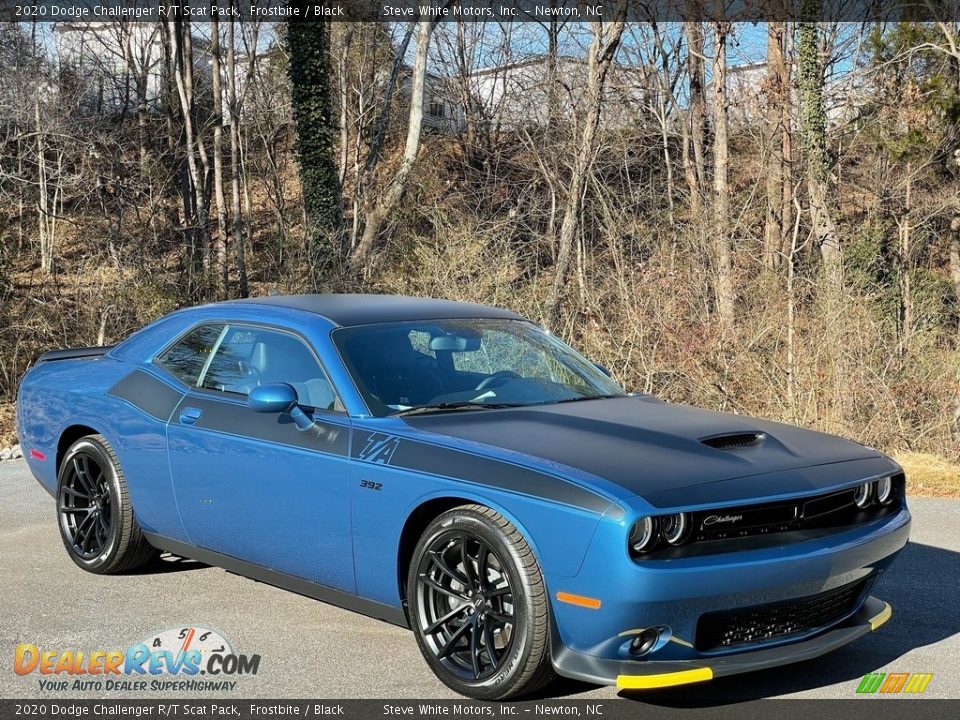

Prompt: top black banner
[2,0,960,23]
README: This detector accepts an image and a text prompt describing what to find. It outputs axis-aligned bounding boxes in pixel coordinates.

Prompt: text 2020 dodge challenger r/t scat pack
[17,294,910,699]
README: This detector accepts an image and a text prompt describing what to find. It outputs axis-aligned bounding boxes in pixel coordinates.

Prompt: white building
[410,55,655,134]
[55,23,167,114]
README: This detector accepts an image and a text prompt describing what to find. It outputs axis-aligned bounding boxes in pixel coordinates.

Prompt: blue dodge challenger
[17,294,910,699]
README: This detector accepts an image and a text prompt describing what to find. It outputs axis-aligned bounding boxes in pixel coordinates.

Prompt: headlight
[629,517,658,553]
[875,476,894,505]
[661,512,689,545]
[853,482,872,508]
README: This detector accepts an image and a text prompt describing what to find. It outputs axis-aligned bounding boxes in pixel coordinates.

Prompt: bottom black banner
[1,700,957,720]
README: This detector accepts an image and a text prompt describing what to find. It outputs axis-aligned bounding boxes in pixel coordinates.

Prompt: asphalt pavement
[1,459,957,701]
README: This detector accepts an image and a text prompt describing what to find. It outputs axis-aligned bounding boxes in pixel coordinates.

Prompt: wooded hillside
[1,19,958,481]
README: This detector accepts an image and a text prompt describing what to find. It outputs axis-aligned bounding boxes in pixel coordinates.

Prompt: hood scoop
[700,432,766,451]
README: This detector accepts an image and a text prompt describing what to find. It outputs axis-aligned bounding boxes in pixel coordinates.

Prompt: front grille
[695,577,870,652]
[690,476,904,543]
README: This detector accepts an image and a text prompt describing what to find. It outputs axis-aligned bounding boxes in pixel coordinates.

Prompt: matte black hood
[403,396,886,504]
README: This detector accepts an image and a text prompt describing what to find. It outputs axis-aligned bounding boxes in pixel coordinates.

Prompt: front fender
[349,459,610,609]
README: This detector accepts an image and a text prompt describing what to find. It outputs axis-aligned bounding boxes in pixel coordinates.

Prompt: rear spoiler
[35,346,115,363]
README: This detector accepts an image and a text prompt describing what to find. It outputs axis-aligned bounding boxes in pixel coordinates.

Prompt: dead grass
[0,403,15,447]
[896,452,960,498]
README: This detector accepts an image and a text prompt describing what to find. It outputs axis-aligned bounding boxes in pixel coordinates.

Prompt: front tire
[56,434,157,574]
[407,504,556,700]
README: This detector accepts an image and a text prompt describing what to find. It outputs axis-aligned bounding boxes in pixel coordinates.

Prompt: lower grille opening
[695,577,870,652]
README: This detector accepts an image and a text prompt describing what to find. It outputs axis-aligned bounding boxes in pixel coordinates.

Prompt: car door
[158,322,355,592]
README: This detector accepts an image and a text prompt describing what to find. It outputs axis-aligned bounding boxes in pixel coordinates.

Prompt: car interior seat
[350,330,443,407]
[248,337,335,411]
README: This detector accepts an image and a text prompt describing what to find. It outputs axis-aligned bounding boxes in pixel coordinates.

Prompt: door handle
[179,407,203,425]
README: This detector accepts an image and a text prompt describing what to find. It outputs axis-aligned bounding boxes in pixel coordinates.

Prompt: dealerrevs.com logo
[14,626,260,692]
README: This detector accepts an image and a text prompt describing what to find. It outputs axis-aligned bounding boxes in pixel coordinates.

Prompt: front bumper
[546,503,910,688]
[553,595,891,689]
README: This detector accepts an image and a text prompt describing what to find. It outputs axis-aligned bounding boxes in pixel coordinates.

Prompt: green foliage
[868,24,960,125]
[864,23,960,161]
[845,216,897,294]
[910,267,956,339]
[846,220,955,344]
[287,15,341,253]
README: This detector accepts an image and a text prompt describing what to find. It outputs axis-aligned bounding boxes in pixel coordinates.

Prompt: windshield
[332,319,625,417]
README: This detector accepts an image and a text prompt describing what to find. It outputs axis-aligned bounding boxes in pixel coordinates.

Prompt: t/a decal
[358,433,401,465]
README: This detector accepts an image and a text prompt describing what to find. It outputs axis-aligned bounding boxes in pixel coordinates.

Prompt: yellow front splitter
[868,601,892,631]
[616,667,713,690]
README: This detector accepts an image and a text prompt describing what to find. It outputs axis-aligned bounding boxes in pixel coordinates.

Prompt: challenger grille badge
[702,513,744,526]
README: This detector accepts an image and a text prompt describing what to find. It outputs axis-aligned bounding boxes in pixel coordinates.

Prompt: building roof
[225,294,524,327]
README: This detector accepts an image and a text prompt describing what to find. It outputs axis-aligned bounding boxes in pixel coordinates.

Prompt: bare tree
[351,19,438,269]
[763,20,793,271]
[684,19,708,212]
[167,15,209,297]
[210,10,229,299]
[227,14,250,298]
[545,9,628,326]
[712,17,734,329]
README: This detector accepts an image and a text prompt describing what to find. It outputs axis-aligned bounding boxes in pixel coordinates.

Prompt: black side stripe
[174,395,352,457]
[108,370,184,422]
[354,432,613,515]
[109,371,611,514]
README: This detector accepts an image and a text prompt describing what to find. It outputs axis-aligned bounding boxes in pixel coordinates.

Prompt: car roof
[222,294,524,327]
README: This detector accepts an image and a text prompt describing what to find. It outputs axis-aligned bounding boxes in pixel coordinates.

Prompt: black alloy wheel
[59,452,113,560]
[416,531,516,681]
[408,505,555,700]
[56,434,157,574]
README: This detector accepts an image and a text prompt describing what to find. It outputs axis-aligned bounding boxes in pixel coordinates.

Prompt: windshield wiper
[551,394,624,405]
[393,402,527,417]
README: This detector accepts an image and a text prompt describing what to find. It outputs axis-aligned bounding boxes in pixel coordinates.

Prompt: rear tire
[407,504,556,700]
[56,434,157,574]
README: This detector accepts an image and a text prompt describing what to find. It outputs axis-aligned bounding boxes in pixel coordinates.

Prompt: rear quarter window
[154,325,224,386]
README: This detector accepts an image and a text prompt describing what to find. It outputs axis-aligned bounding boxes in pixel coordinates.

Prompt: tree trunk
[170,16,207,297]
[651,25,696,218]
[546,12,562,128]
[898,164,913,354]
[210,12,229,299]
[121,23,153,174]
[545,11,628,327]
[35,95,52,272]
[712,16,734,329]
[362,23,415,179]
[227,17,248,298]
[350,20,437,270]
[336,26,354,190]
[288,10,342,267]
[764,20,792,271]
[797,16,842,295]
[684,20,707,213]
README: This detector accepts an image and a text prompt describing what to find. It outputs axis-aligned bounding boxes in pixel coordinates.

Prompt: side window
[155,325,224,387]
[200,326,341,412]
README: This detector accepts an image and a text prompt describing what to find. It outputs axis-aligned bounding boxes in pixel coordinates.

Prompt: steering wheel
[474,371,517,391]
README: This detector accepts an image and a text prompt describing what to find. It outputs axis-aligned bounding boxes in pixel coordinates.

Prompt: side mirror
[249,383,298,413]
[594,363,613,378]
[249,383,315,431]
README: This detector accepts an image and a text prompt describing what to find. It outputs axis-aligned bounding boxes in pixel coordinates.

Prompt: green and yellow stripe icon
[857,672,933,694]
